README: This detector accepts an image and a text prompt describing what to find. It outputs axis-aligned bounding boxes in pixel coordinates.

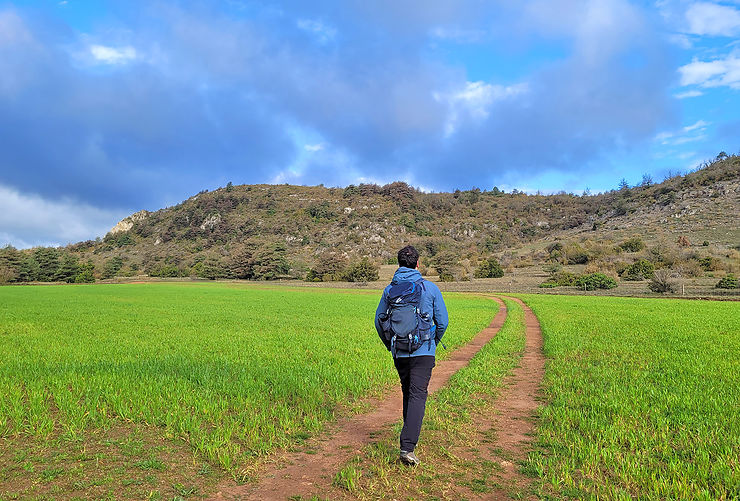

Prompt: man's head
[397,245,419,269]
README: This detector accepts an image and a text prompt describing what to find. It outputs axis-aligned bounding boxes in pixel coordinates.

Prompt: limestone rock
[109,210,150,235]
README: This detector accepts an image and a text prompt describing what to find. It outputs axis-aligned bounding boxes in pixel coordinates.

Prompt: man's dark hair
[397,245,419,269]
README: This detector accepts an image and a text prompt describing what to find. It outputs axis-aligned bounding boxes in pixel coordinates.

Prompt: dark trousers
[393,355,435,452]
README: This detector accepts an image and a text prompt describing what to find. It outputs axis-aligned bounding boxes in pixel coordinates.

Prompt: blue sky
[1,0,738,248]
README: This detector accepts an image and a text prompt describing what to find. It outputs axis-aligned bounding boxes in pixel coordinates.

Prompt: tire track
[481,296,545,499]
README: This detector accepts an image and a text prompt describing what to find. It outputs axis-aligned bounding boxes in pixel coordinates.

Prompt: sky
[1,0,738,248]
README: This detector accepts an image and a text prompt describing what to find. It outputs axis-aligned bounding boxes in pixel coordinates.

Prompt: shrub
[438,271,454,282]
[542,263,562,275]
[619,237,645,253]
[574,273,617,291]
[550,271,578,286]
[564,243,589,264]
[648,269,680,294]
[538,282,558,288]
[306,252,349,282]
[474,257,504,278]
[698,256,722,272]
[677,235,691,247]
[621,259,654,281]
[716,274,739,289]
[342,258,379,282]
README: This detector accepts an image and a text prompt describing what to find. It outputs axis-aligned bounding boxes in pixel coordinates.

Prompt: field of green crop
[0,282,495,499]
[521,295,740,500]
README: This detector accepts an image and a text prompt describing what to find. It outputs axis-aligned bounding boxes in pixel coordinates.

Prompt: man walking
[375,245,448,466]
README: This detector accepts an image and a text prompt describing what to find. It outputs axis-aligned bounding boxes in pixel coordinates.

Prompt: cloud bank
[2,0,733,247]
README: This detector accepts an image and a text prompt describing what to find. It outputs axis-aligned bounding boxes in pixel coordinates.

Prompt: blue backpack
[378,279,433,356]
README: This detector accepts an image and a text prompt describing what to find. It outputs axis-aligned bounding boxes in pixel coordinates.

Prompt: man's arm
[375,289,391,350]
[432,287,448,342]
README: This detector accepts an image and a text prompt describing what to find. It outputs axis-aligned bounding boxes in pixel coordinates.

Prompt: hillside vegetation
[1,154,738,288]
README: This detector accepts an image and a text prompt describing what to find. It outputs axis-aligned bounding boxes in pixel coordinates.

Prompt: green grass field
[521,294,740,500]
[2,283,738,500]
[0,282,495,499]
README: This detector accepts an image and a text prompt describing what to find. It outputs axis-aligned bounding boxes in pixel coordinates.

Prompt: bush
[574,273,617,291]
[621,259,654,281]
[474,257,504,278]
[648,269,680,294]
[619,237,645,253]
[538,282,558,288]
[716,274,739,289]
[306,253,349,282]
[550,271,578,286]
[698,256,722,272]
[342,258,379,282]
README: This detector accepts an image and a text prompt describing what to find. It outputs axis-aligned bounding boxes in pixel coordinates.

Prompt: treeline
[0,243,381,284]
[0,246,95,284]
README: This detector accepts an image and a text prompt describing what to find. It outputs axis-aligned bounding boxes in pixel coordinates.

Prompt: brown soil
[210,297,508,500]
[480,296,546,499]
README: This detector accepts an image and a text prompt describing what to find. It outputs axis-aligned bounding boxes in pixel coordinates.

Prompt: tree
[640,173,653,187]
[199,258,228,280]
[229,245,255,279]
[74,262,96,283]
[341,257,379,282]
[251,242,290,280]
[474,257,504,278]
[0,246,22,283]
[56,254,81,283]
[18,256,40,282]
[306,252,348,282]
[431,250,460,282]
[33,247,60,281]
[102,256,124,279]
[618,178,630,191]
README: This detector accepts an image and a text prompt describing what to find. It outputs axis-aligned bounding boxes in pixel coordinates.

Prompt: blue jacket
[374,267,449,358]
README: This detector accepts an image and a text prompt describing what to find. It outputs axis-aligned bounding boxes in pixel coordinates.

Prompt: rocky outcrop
[109,210,150,234]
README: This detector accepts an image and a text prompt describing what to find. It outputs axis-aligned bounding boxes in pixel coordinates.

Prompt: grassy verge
[317,297,528,500]
[519,294,740,500]
[0,282,494,499]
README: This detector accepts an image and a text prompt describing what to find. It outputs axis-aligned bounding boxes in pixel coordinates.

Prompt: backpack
[378,279,433,356]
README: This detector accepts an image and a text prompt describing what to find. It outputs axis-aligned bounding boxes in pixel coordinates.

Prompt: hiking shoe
[400,450,420,466]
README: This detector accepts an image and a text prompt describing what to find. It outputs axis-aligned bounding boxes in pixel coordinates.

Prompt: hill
[1,154,738,289]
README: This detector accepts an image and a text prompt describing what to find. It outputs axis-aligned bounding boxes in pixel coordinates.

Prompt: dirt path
[480,296,546,499]
[211,297,508,501]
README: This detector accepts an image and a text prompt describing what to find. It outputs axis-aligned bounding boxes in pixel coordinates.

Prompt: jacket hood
[391,267,422,284]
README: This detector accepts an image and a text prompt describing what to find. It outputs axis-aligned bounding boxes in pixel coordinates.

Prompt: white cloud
[0,184,128,249]
[429,26,486,43]
[89,44,137,64]
[304,143,324,152]
[684,119,710,131]
[654,120,710,146]
[436,80,528,137]
[685,2,740,36]
[674,89,703,98]
[296,18,336,44]
[678,52,740,88]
